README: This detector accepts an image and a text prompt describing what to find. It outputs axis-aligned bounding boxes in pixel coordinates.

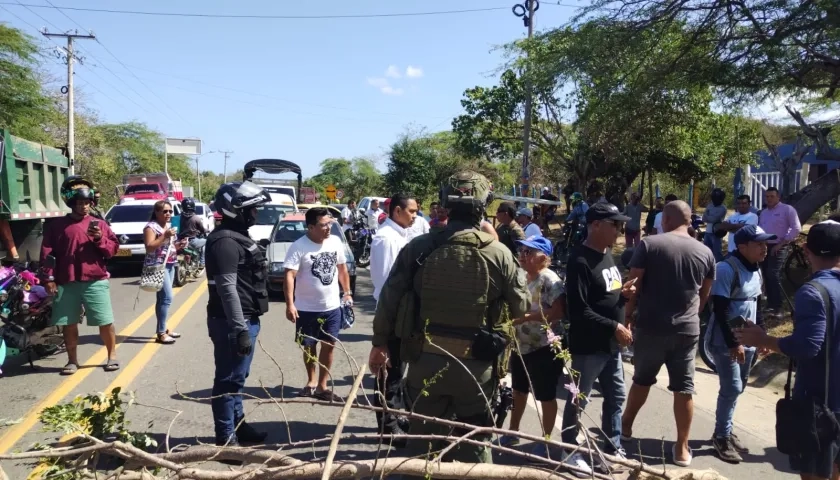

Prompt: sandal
[104,361,120,372]
[300,386,316,397]
[156,333,176,344]
[313,389,343,402]
[166,330,181,339]
[61,363,79,376]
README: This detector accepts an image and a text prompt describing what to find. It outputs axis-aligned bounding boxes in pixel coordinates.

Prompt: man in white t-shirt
[365,199,384,232]
[406,210,429,240]
[515,208,543,238]
[284,207,352,402]
[719,194,759,254]
[653,194,679,234]
[340,200,357,233]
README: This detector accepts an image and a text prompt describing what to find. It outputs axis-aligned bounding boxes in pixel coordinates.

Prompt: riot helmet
[213,182,271,228]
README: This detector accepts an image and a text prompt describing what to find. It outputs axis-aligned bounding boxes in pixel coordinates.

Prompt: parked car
[297,203,342,218]
[106,200,182,264]
[266,213,356,297]
[249,193,296,243]
[194,202,215,233]
[357,196,387,215]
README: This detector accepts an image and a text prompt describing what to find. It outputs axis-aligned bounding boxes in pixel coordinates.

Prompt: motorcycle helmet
[213,181,271,228]
[181,197,196,217]
[340,302,355,330]
[710,188,726,206]
[60,176,96,207]
[571,192,584,206]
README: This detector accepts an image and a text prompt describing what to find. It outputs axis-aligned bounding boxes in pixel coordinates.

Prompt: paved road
[0,268,798,479]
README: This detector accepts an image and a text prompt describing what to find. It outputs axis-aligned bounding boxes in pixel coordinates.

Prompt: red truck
[116,173,184,204]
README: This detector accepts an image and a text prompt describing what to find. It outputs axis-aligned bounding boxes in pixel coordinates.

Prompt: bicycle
[783,232,810,289]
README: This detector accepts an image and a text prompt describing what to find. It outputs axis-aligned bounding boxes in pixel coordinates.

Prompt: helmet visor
[236,181,271,208]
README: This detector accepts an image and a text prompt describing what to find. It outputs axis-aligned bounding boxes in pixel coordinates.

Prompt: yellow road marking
[103,281,206,395]
[0,284,188,454]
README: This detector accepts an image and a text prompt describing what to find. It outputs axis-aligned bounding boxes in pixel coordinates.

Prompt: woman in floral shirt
[500,236,566,457]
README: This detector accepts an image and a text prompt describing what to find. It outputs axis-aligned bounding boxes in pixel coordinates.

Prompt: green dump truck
[0,129,70,261]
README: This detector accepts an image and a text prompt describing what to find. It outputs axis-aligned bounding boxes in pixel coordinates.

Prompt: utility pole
[43,30,96,175]
[512,0,538,198]
[219,150,234,183]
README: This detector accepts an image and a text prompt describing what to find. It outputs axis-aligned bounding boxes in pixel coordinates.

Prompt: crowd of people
[37,172,840,480]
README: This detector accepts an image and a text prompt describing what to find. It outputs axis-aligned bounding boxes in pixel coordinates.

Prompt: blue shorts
[295,309,341,347]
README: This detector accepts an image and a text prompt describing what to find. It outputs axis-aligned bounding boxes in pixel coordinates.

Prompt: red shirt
[40,215,120,285]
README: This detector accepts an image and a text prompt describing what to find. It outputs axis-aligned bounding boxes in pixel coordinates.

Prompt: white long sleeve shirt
[370,218,409,302]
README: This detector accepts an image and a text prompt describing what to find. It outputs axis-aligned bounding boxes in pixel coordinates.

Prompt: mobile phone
[89,219,100,229]
[727,315,748,329]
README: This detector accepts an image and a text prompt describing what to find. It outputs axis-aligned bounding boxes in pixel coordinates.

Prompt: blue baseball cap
[516,235,553,256]
[734,224,777,245]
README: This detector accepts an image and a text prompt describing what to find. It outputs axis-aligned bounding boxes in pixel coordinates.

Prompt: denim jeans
[155,264,175,334]
[760,246,788,309]
[712,347,756,438]
[703,232,723,262]
[561,352,626,453]
[189,238,207,266]
[208,318,261,444]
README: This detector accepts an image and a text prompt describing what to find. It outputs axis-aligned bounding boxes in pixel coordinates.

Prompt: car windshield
[106,205,154,223]
[255,204,294,226]
[273,220,343,243]
[125,184,161,195]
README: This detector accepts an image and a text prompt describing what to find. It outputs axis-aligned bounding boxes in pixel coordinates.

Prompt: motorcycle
[552,222,585,268]
[347,214,372,268]
[0,256,64,374]
[173,239,205,288]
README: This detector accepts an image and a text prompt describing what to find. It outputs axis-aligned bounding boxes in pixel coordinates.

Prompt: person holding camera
[705,225,775,463]
[41,176,120,375]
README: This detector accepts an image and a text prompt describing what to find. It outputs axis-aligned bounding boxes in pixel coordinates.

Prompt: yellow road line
[0,284,188,454]
[103,281,206,395]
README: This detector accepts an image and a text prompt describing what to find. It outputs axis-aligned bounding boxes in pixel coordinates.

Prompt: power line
[0,2,578,20]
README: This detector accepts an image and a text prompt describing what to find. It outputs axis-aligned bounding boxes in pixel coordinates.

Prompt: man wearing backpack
[738,220,840,480]
[705,225,776,463]
[368,171,529,468]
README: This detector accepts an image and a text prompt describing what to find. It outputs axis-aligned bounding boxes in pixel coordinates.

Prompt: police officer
[205,181,271,446]
[368,171,530,467]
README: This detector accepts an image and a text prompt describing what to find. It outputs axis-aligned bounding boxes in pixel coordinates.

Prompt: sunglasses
[160,209,173,214]
[518,248,537,256]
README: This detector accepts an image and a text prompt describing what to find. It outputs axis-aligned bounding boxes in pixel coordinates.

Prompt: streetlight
[512,0,539,198]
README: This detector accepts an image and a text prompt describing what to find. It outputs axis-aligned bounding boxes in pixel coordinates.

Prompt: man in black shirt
[205,182,272,447]
[561,202,634,475]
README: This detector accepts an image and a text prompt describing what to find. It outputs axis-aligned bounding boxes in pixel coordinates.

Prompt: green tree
[0,24,55,143]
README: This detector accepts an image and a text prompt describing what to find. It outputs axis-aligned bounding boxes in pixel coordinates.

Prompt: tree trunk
[786,168,840,223]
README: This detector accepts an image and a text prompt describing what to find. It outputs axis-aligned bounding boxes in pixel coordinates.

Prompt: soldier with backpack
[367,171,529,467]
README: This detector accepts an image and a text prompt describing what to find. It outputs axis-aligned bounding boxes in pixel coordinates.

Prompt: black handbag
[775,281,840,455]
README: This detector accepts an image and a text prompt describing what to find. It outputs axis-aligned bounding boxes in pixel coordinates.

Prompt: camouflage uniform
[371,171,530,466]
[496,221,526,257]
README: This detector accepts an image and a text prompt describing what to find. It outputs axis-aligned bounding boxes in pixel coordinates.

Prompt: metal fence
[747,171,804,210]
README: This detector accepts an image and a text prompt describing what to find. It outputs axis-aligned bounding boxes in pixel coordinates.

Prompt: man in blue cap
[705,224,775,463]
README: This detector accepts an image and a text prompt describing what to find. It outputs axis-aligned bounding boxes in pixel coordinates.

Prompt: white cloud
[405,65,423,78]
[367,77,404,96]
[385,65,402,79]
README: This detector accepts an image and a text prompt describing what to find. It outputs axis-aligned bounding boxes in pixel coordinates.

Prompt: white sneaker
[596,448,627,474]
[563,451,594,479]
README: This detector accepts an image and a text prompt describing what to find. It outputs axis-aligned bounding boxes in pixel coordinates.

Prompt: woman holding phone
[144,200,187,344]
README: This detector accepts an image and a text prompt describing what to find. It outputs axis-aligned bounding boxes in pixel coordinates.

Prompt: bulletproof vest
[207,227,269,316]
[419,230,494,338]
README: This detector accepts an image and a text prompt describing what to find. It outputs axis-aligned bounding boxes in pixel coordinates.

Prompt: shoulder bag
[139,241,172,293]
[776,280,840,454]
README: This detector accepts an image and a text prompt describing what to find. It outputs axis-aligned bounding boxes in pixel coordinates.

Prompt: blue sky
[1,0,578,178]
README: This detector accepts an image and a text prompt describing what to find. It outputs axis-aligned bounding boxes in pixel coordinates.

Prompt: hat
[734,224,777,245]
[516,235,553,256]
[585,202,630,224]
[516,208,533,218]
[542,186,550,192]
[806,220,840,257]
